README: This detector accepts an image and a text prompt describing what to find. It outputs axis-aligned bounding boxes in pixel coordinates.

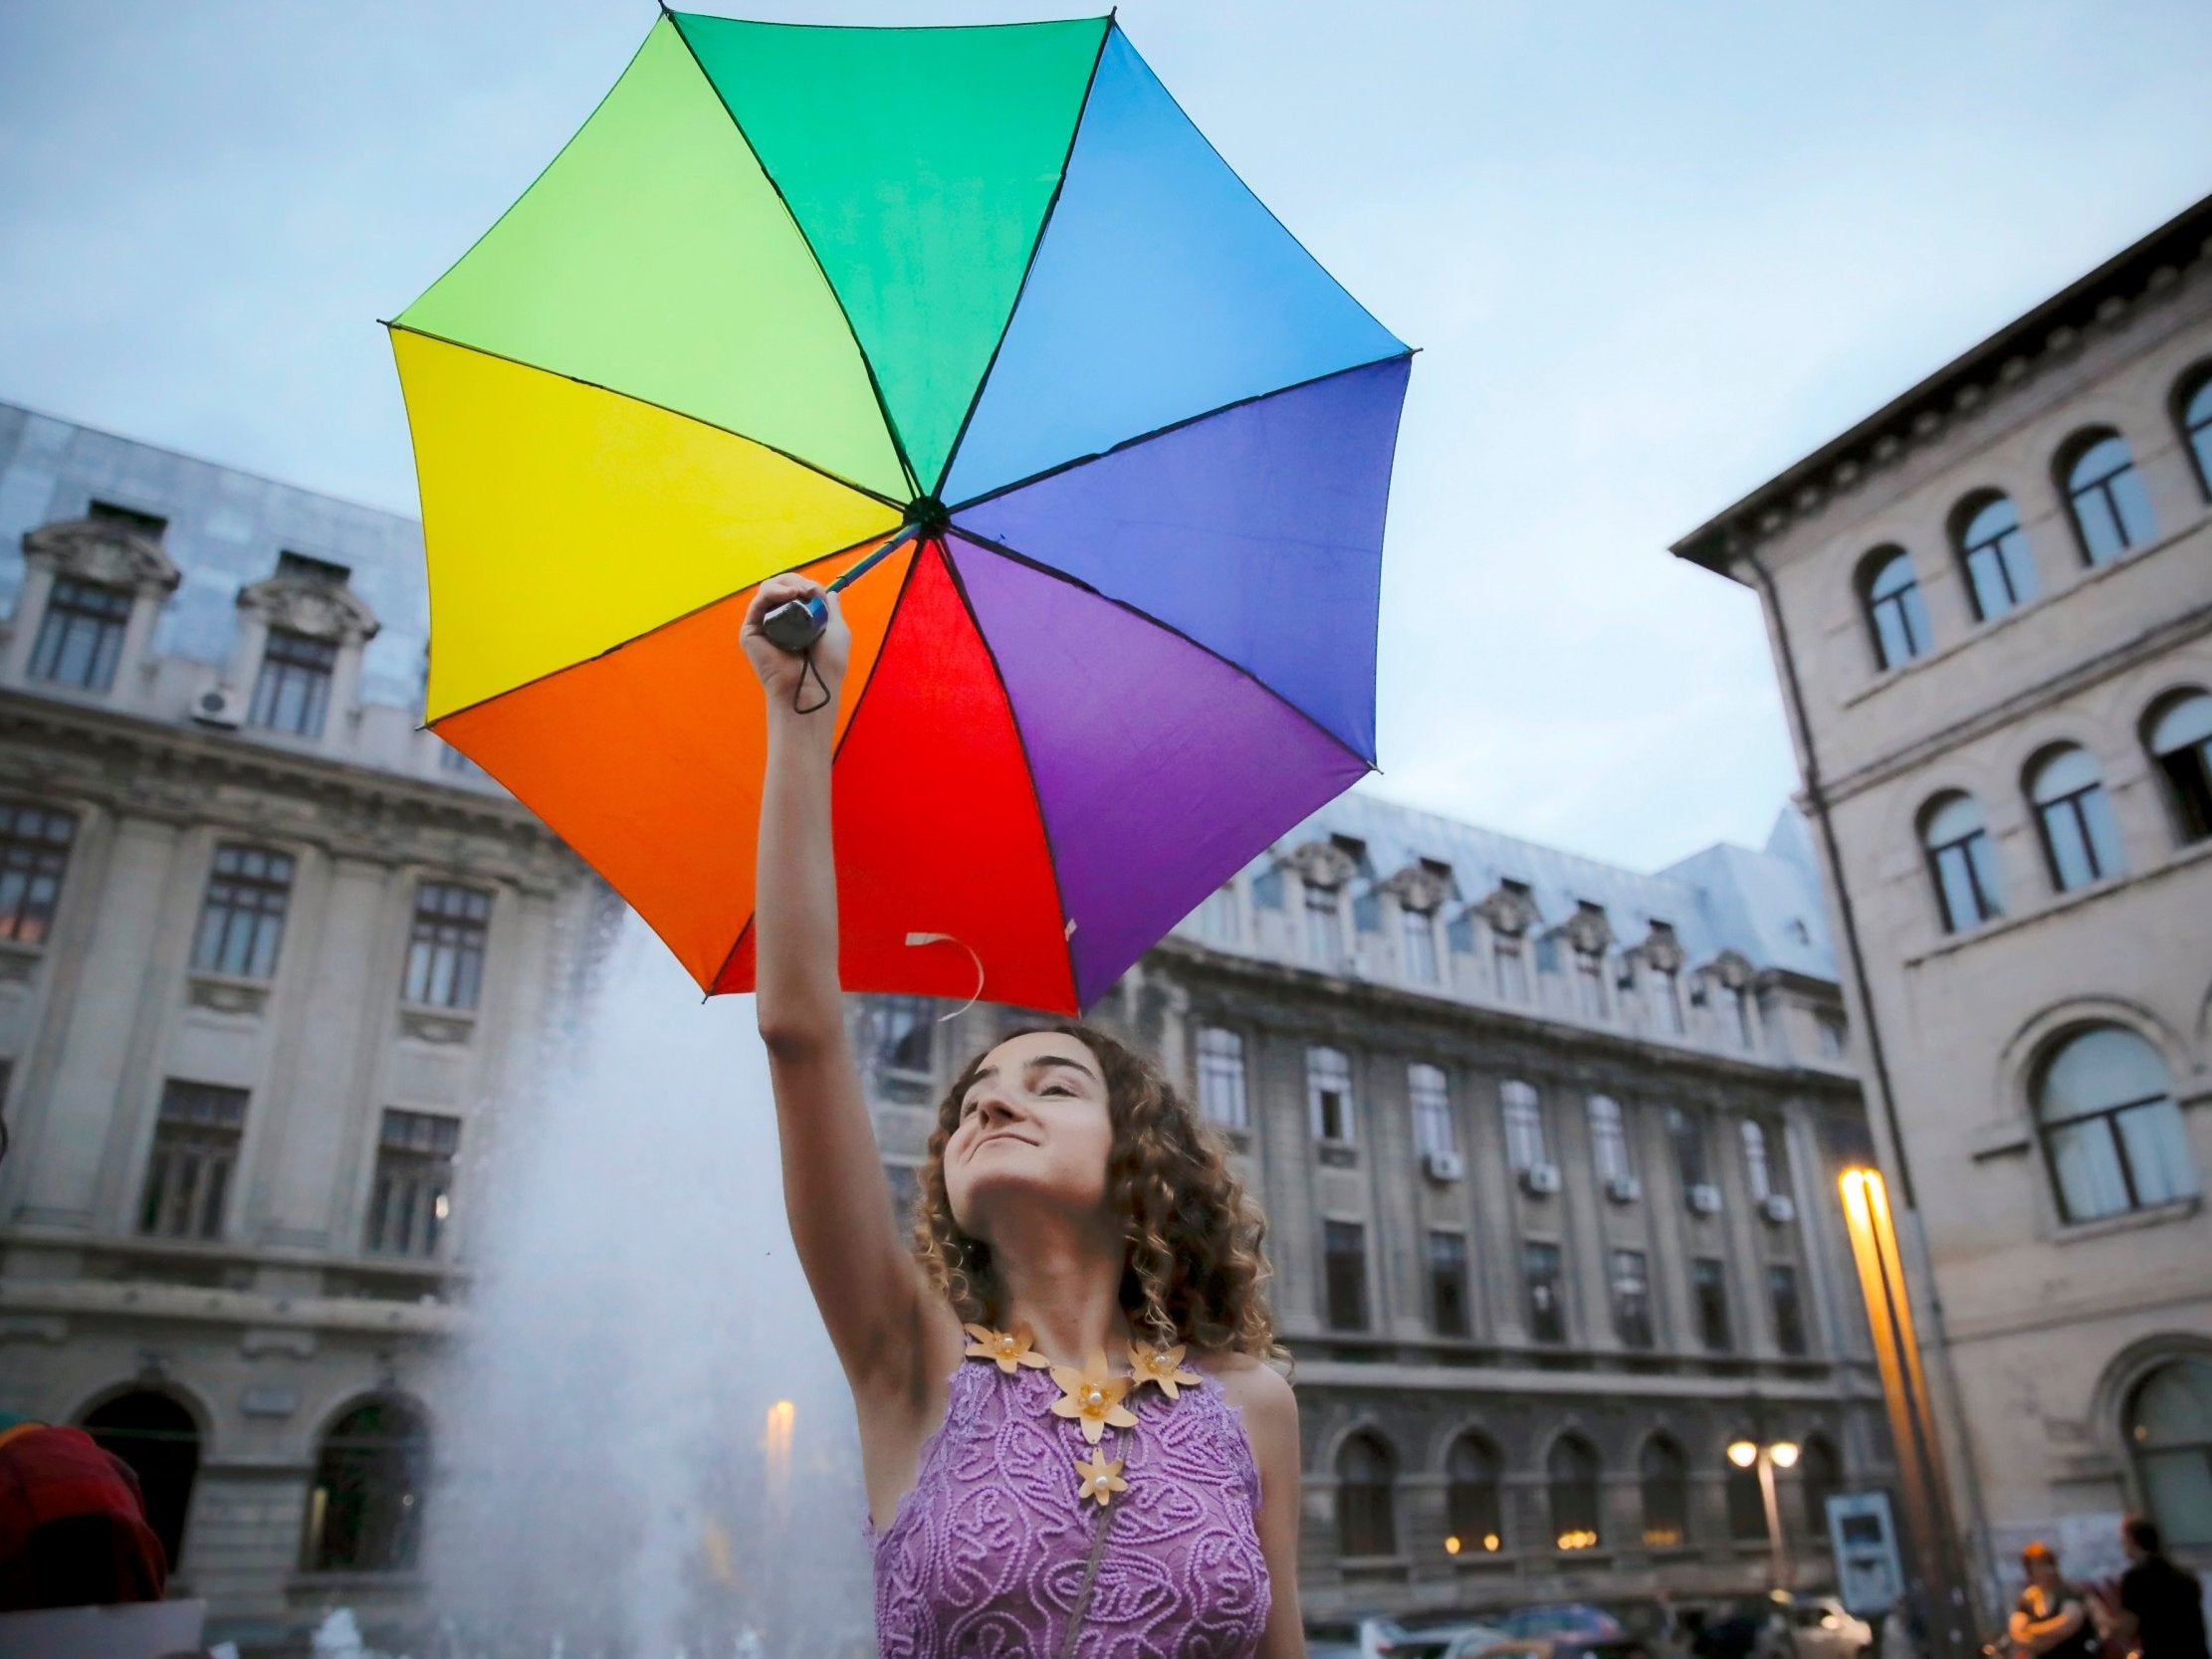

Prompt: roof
[1670,187,2212,575]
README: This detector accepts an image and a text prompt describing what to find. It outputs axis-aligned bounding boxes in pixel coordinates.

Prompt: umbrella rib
[929,18,1114,502]
[947,348,1415,514]
[932,539,1085,1012]
[943,525,1380,772]
[385,322,907,511]
[666,12,922,501]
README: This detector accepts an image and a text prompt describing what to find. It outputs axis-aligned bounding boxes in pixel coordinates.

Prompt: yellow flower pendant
[1074,1446,1129,1508]
[1127,1340,1202,1400]
[963,1323,1050,1375]
[1048,1350,1138,1446]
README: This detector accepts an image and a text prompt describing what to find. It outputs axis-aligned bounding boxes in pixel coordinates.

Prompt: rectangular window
[1324,1219,1368,1331]
[402,881,492,1010]
[1402,908,1438,983]
[1197,1026,1248,1131]
[1668,1107,1709,1189]
[1308,1046,1354,1143]
[1652,966,1685,1035]
[1589,1095,1632,1185]
[1693,1257,1732,1350]
[1197,884,1240,945]
[1501,1080,1546,1171]
[1410,1062,1454,1159]
[191,845,295,979]
[1817,1014,1848,1058]
[366,1109,461,1257]
[868,995,936,1077]
[1429,1230,1470,1338]
[248,628,337,737]
[1727,984,1759,1050]
[1574,952,1609,1020]
[1524,1240,1566,1344]
[1304,884,1344,966]
[136,1081,249,1240]
[1768,1263,1808,1355]
[0,802,76,945]
[29,577,132,691]
[1494,935,1530,1002]
[1611,1247,1654,1348]
[1741,1119,1774,1202]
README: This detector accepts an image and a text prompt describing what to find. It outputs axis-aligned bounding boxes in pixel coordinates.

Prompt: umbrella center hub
[903,497,950,538]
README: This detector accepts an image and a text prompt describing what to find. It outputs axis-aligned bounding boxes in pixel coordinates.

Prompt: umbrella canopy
[393,13,1412,1014]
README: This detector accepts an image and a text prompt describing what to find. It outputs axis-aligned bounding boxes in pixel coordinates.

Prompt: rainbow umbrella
[392,13,1411,1014]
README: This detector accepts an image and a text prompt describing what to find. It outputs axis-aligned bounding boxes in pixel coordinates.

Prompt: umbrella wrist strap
[792,648,831,716]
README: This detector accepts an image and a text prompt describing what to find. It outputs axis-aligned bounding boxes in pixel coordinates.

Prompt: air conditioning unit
[1606,1173,1643,1205]
[192,684,247,727]
[1761,1193,1798,1225]
[1688,1182,1723,1216]
[1423,1149,1466,1183]
[1520,1161,1562,1196]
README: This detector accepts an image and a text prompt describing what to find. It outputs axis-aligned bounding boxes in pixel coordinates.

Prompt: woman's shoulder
[1197,1350,1296,1427]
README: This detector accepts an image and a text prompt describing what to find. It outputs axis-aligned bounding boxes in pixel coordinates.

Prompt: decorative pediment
[1636,921,1686,975]
[1380,862,1452,916]
[1702,948,1755,990]
[22,517,179,596]
[238,566,381,645]
[1473,880,1539,938]
[1558,900,1614,957]
[1281,839,1358,892]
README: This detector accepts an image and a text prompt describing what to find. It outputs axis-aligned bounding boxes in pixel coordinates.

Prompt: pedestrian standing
[2115,1516,2209,1659]
[2012,1542,2103,1659]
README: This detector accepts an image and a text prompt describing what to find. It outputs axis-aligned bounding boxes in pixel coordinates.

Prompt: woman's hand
[741,572,850,712]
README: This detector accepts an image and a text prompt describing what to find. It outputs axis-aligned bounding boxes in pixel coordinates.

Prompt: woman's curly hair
[911,1021,1278,1358]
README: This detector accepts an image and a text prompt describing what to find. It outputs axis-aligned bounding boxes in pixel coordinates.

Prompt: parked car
[1307,1614,1416,1659]
[1492,1604,1651,1659]
[1774,1595,1875,1659]
[1385,1622,1523,1659]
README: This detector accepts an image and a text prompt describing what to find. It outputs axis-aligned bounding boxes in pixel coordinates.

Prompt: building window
[2028,745,2125,891]
[2144,690,2212,846]
[868,995,935,1077]
[1304,881,1345,966]
[1922,792,2004,932]
[1612,1248,1654,1348]
[1574,948,1609,1020]
[0,802,76,945]
[365,1109,460,1258]
[2036,1024,2196,1223]
[1196,883,1240,945]
[2182,370,2212,500]
[1524,1239,1566,1345]
[1818,1013,1849,1058]
[249,628,338,737]
[1692,1257,1732,1350]
[1501,1079,1546,1172]
[2062,430,2156,563]
[136,1081,248,1240]
[1768,1264,1808,1355]
[1494,934,1531,1002]
[1410,1062,1454,1159]
[2126,1358,2212,1548]
[1548,1435,1602,1551]
[1589,1095,1632,1186]
[1446,1433,1503,1553]
[81,1391,197,1576]
[1308,1046,1355,1143]
[1335,1431,1397,1557]
[29,577,132,691]
[1954,493,2038,621]
[1741,1119,1775,1202]
[304,1397,429,1572]
[1651,964,1684,1035]
[1860,547,1931,670]
[1430,1230,1470,1338]
[191,845,295,979]
[1726,1455,1768,1541]
[1401,906,1438,983]
[1324,1219,1368,1331]
[1641,1435,1689,1548]
[1196,1026,1248,1131]
[1668,1106,1709,1191]
[1799,1436,1842,1536]
[1725,983,1758,1050]
[402,881,492,1009]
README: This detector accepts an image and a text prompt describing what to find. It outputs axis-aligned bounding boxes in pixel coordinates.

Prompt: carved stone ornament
[400,1008,475,1046]
[1281,839,1358,892]
[22,518,180,596]
[1380,863,1451,917]
[1636,921,1686,975]
[238,569,381,645]
[1474,881,1540,939]
[187,975,269,1017]
[1703,949,1755,990]
[1559,901,1614,957]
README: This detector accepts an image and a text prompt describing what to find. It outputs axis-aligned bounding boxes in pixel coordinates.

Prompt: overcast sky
[4,2,2208,873]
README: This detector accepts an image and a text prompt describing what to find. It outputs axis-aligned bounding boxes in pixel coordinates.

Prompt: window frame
[1410,1062,1455,1160]
[1692,1256,1732,1351]
[1767,1262,1809,1356]
[248,627,339,738]
[191,844,296,980]
[1307,1045,1356,1143]
[2060,429,2156,564]
[2035,1025,2194,1224]
[2143,690,2212,846]
[1547,1434,1603,1551]
[364,1108,461,1259]
[2180,367,2212,502]
[1428,1228,1471,1339]
[1323,1218,1369,1333]
[0,802,77,946]
[1589,1094,1632,1186]
[136,1081,249,1240]
[1501,1079,1546,1172]
[1445,1432,1504,1551]
[1640,1434,1690,1549]
[1611,1246,1655,1349]
[1860,546,1932,671]
[401,880,493,1011]
[1334,1431,1398,1558]
[1196,1025,1249,1131]
[1922,792,2004,933]
[28,576,133,692]
[1523,1238,1567,1345]
[1952,492,2037,622]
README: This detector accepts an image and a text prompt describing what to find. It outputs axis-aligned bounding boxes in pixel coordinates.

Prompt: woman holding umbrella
[742,570,1306,1659]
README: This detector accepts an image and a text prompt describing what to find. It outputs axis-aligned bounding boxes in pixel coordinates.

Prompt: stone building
[0,402,610,1642]
[1671,190,2212,1597]
[865,789,1894,1623]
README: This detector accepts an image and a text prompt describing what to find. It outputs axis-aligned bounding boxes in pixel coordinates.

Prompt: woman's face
[943,1032,1115,1239]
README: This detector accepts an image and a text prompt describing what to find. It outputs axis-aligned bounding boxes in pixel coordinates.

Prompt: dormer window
[12,514,179,696]
[250,629,338,737]
[30,578,133,690]
[232,550,380,744]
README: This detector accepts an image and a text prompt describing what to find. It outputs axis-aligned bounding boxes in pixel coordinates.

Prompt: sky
[3,1,2208,874]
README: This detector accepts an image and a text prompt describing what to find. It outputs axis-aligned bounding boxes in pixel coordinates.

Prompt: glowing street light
[1729,1431,1799,1589]
[764,1398,795,1518]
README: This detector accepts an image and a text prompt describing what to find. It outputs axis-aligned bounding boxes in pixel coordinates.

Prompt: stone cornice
[238,567,380,645]
[22,516,180,596]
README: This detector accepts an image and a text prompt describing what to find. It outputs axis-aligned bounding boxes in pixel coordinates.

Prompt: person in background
[2115,1515,2209,1659]
[0,1408,168,1609]
[2012,1542,2103,1659]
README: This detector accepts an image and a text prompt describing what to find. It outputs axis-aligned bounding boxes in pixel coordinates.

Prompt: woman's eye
[1040,1084,1072,1098]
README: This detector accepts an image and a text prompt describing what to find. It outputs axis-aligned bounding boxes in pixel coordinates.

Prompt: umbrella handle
[758,524,921,655]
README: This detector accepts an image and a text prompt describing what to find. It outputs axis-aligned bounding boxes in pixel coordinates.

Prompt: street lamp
[1729,1435,1799,1591]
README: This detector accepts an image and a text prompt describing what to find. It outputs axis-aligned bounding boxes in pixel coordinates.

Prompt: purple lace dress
[872,1358,1271,1658]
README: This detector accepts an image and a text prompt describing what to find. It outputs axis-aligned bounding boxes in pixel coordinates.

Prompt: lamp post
[1729,1433,1801,1592]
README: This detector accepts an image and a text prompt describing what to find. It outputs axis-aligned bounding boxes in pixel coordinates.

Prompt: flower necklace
[963,1323,1201,1510]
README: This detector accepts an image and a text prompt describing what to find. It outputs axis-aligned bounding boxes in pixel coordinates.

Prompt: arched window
[2027,745,2125,891]
[2036,1026,2196,1223]
[2144,690,2212,845]
[304,1396,430,1572]
[1798,1435,1842,1536]
[81,1390,200,1573]
[1860,548,1931,670]
[2127,1358,2212,1548]
[1548,1434,1603,1551]
[2062,430,2155,563]
[1336,1431,1398,1557]
[1954,494,2038,621]
[1640,1435,1688,1548]
[1446,1432,1504,1554]
[1921,793,2004,932]
[1589,1095,1631,1187]
[2178,367,2212,500]
[1725,1449,1768,1541]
